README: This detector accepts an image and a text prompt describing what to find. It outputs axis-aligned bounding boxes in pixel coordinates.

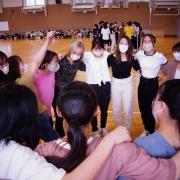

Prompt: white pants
[111,76,133,130]
[110,34,116,51]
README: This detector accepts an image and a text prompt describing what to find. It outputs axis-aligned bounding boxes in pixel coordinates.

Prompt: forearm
[172,151,180,180]
[62,135,114,180]
[31,40,50,74]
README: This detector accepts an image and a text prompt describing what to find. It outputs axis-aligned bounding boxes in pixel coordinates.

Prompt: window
[23,0,46,6]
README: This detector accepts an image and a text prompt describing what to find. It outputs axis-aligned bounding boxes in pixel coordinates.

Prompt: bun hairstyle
[46,81,98,172]
[157,79,180,131]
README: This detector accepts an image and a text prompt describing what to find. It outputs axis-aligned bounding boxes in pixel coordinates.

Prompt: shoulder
[103,51,111,57]
[134,131,164,149]
[16,67,33,84]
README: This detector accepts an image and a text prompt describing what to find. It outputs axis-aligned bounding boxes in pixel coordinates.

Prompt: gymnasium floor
[0,36,179,140]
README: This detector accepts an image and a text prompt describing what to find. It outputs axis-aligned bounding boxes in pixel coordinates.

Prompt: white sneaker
[93,131,100,137]
[140,130,149,137]
[100,128,108,136]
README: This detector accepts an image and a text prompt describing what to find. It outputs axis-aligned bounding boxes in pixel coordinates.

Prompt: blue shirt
[134,131,179,158]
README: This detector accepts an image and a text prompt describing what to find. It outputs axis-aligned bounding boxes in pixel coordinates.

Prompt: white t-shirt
[83,51,111,86]
[174,68,180,79]
[135,50,167,78]
[0,140,66,180]
[101,28,110,40]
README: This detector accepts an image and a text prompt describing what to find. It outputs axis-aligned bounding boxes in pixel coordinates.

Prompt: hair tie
[71,114,78,119]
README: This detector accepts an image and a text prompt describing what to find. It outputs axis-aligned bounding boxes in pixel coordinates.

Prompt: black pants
[91,82,111,132]
[52,85,65,137]
[138,76,159,134]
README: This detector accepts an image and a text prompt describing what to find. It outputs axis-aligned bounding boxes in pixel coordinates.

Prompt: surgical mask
[1,65,9,74]
[173,53,180,61]
[20,64,28,75]
[152,101,163,122]
[93,50,104,57]
[70,54,81,61]
[48,64,60,72]
[119,44,128,53]
[143,43,154,52]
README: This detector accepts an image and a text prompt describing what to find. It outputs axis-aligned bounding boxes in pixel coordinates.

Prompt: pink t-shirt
[33,70,55,117]
[35,138,176,180]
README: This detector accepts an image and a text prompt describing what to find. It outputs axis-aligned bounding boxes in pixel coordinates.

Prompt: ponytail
[46,115,87,172]
[46,81,98,172]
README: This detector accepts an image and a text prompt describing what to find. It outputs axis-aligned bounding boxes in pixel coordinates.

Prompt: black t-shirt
[107,55,140,79]
[93,28,100,37]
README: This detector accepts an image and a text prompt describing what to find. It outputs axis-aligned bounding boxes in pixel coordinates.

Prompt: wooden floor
[0,36,180,141]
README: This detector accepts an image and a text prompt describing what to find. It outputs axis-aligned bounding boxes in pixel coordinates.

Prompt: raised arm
[30,30,55,75]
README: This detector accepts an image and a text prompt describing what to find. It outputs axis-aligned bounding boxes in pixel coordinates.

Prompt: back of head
[158,79,180,130]
[7,55,22,83]
[46,81,98,172]
[103,22,107,29]
[0,83,40,149]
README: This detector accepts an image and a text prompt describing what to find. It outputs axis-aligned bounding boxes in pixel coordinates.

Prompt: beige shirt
[161,60,179,80]
[16,67,46,114]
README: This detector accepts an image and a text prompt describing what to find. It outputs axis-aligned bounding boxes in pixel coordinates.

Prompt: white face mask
[119,44,128,53]
[48,64,60,72]
[173,53,180,61]
[70,54,81,61]
[1,65,9,75]
[93,50,104,57]
[152,101,163,122]
[143,43,154,52]
[20,64,28,75]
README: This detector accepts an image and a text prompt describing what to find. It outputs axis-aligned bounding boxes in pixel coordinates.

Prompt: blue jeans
[39,112,60,142]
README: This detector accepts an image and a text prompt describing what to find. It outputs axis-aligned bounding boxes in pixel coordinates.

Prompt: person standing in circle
[135,34,168,137]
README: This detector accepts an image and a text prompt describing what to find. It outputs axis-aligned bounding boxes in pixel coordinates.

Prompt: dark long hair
[116,36,133,65]
[6,55,22,83]
[0,83,40,149]
[46,81,98,172]
[157,79,180,131]
[39,50,58,69]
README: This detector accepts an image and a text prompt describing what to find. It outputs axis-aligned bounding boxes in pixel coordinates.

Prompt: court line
[55,44,70,53]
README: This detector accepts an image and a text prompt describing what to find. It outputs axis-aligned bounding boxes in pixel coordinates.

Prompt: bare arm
[172,151,180,180]
[62,126,131,180]
[30,30,55,75]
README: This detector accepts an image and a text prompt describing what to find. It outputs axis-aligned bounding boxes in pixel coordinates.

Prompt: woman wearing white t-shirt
[101,23,110,51]
[135,34,168,137]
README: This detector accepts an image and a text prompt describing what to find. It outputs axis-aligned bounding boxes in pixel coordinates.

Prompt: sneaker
[140,130,149,137]
[100,128,109,136]
[92,131,100,137]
